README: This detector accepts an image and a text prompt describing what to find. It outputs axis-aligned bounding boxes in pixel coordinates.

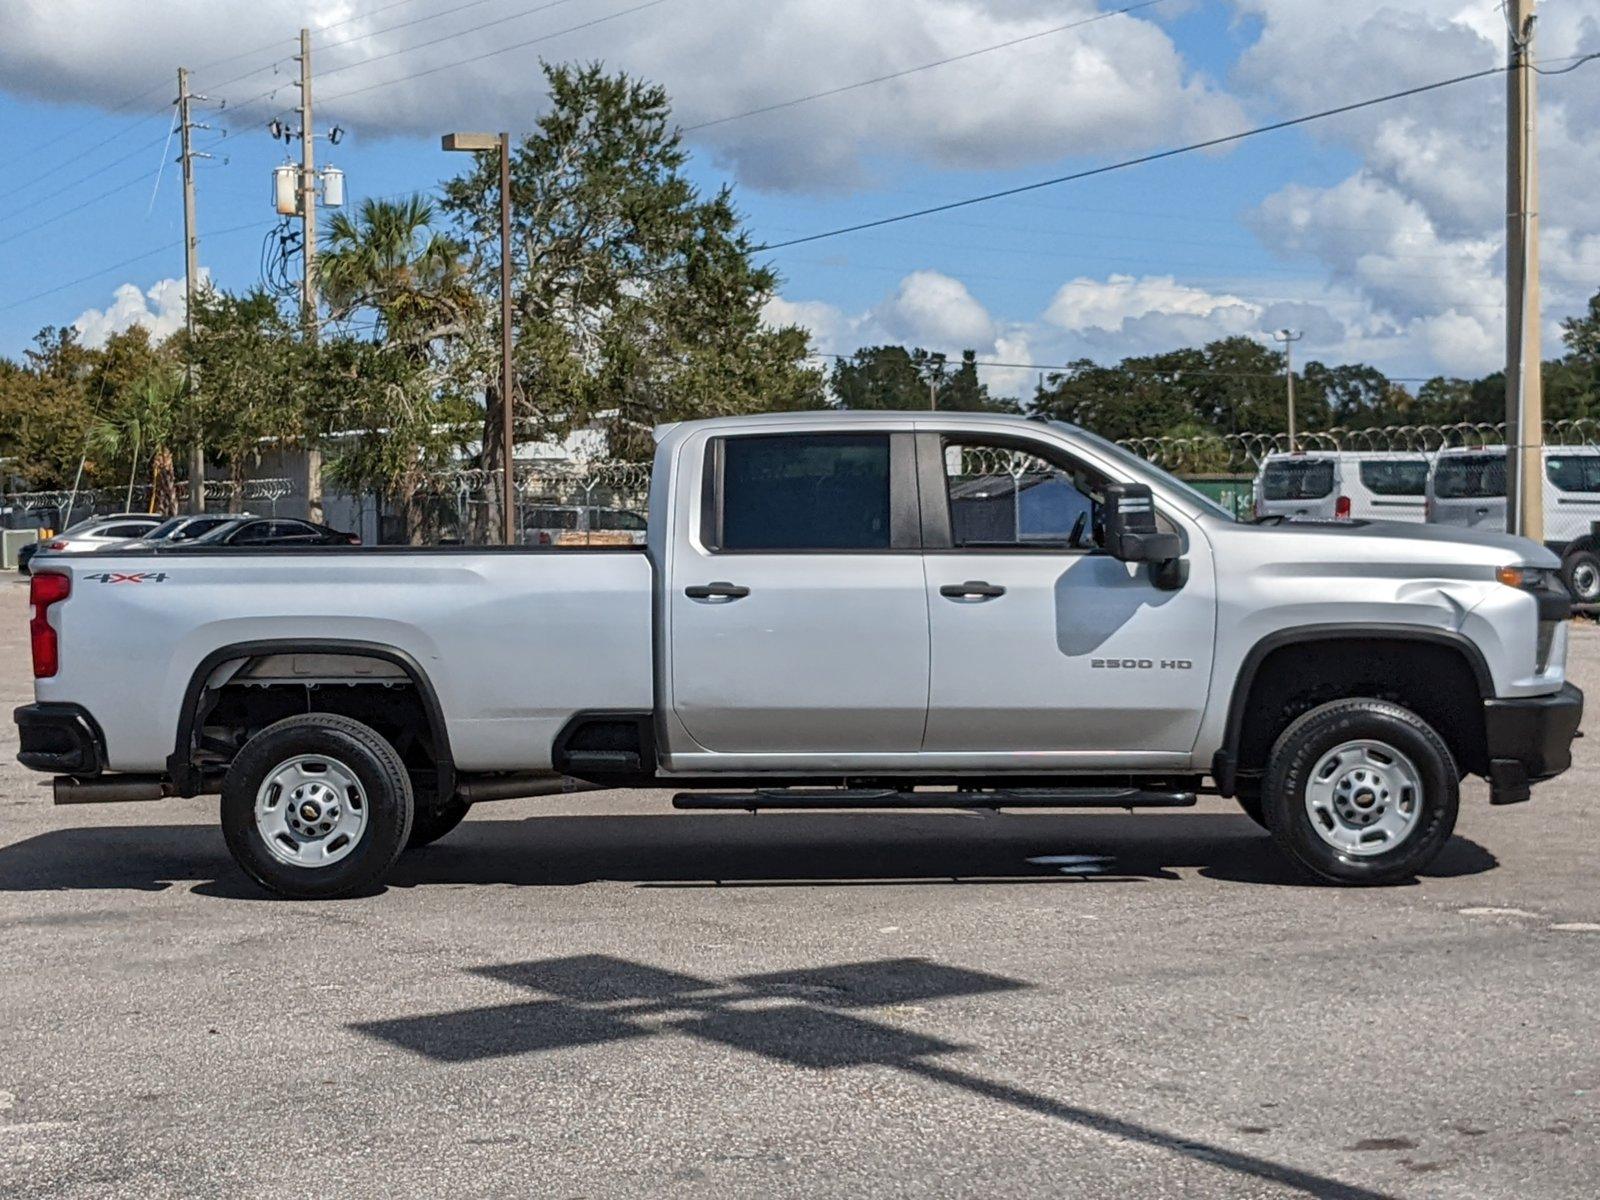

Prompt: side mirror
[1102,482,1185,590]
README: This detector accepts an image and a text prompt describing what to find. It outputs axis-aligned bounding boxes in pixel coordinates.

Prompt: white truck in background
[17,412,1584,899]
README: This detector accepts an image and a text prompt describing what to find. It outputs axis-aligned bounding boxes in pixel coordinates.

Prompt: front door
[667,430,930,758]
[919,433,1217,766]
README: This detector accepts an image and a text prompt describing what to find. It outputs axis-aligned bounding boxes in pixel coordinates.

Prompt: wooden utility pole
[499,130,515,546]
[1506,0,1543,540]
[297,27,324,522]
[178,67,206,514]
[1274,329,1303,453]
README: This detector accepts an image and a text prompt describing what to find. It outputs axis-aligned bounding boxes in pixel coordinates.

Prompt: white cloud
[1232,0,1600,374]
[72,276,193,348]
[0,0,1243,192]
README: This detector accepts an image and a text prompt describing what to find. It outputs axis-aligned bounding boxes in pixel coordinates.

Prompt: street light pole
[443,131,516,546]
[1273,329,1303,453]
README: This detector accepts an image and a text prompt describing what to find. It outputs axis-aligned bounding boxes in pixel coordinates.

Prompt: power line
[319,0,588,79]
[805,350,1440,385]
[321,0,676,104]
[755,65,1519,252]
[686,0,1170,133]
[0,219,271,315]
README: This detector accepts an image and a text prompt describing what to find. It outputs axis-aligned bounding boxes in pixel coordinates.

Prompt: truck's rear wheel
[221,714,414,900]
[1262,699,1458,885]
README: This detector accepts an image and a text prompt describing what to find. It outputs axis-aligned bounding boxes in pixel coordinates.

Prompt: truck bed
[32,547,656,773]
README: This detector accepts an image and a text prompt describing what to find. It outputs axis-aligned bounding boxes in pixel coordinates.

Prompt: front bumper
[1483,683,1584,804]
[13,703,105,775]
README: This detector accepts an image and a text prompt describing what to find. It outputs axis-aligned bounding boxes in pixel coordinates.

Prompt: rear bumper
[13,703,105,775]
[1483,683,1584,804]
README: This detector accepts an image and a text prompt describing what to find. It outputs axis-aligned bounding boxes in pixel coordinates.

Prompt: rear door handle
[940,580,1006,600]
[685,581,750,600]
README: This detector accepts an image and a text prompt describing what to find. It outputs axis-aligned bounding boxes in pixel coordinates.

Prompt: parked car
[187,518,360,548]
[16,412,1582,898]
[105,512,253,550]
[25,514,164,572]
[1427,446,1600,605]
[522,505,649,546]
[1254,451,1430,522]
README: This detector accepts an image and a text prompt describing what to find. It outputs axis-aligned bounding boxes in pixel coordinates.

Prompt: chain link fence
[2,479,297,531]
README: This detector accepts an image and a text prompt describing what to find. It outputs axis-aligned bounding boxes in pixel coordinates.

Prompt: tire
[221,713,414,900]
[406,795,471,849]
[1563,548,1600,607]
[1235,793,1268,829]
[1261,698,1459,886]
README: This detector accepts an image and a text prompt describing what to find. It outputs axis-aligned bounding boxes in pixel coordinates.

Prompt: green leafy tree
[87,365,185,515]
[441,62,822,482]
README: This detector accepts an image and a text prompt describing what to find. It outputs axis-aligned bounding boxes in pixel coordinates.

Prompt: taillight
[45,541,67,551]
[29,571,70,679]
[1334,495,1352,520]
[349,535,362,545]
[537,531,551,545]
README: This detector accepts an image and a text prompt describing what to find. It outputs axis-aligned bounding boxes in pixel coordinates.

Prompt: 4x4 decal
[83,572,168,584]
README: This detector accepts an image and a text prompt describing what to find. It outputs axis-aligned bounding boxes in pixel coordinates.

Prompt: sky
[1,0,1598,398]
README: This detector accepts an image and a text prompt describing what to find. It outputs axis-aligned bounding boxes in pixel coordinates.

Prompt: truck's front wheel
[221,714,414,900]
[1262,699,1459,885]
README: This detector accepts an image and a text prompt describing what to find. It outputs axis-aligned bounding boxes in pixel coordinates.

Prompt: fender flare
[166,638,454,798]
[1211,623,1493,796]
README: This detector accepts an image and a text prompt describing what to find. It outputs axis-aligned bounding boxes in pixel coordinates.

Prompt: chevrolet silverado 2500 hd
[15,412,1584,898]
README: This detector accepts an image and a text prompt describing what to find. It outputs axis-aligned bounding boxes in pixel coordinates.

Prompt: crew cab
[16,413,1584,898]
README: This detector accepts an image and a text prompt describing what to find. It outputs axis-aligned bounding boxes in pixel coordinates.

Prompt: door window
[941,440,1097,550]
[715,433,892,551]
[1546,455,1600,493]
[1262,459,1335,500]
[1433,455,1505,499]
[1357,460,1428,495]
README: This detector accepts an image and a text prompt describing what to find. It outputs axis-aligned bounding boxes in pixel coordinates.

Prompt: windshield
[144,518,186,541]
[1262,458,1336,501]
[1050,422,1238,522]
[1434,455,1505,500]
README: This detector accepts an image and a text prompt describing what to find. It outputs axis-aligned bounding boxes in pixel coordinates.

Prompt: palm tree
[87,368,184,515]
[320,195,472,350]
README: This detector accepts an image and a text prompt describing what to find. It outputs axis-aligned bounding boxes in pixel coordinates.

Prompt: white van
[1254,451,1430,523]
[1427,445,1600,604]
[1253,453,1342,520]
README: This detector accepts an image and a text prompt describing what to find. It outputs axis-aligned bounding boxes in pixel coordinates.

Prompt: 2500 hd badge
[1090,658,1193,670]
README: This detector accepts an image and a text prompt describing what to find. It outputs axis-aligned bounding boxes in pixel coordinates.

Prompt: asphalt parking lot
[1,576,1596,1199]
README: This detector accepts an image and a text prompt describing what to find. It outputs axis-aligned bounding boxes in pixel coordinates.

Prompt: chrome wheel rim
[255,755,368,868]
[1572,561,1599,602]
[1304,739,1424,857]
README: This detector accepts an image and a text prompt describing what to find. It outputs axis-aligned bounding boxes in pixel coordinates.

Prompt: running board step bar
[672,788,1196,812]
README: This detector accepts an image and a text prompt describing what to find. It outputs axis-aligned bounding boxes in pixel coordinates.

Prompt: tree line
[4,62,1599,540]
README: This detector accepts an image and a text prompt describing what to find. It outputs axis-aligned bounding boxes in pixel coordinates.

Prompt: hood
[1234,517,1558,567]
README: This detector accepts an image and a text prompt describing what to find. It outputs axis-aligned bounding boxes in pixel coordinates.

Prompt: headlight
[1496,564,1558,590]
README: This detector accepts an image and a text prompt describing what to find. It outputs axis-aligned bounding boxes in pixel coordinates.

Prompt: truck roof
[654,409,1037,441]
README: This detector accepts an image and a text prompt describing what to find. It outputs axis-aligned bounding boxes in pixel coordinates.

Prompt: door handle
[685,581,750,600]
[940,580,1006,600]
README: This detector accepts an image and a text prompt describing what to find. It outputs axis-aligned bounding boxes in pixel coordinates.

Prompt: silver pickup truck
[16,412,1584,898]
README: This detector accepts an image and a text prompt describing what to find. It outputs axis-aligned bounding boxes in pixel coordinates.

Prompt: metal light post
[443,131,516,546]
[1273,329,1303,453]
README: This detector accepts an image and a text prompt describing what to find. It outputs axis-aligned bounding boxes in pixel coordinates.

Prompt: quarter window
[716,433,892,551]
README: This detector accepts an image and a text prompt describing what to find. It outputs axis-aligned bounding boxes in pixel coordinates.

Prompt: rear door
[1429,453,1506,529]
[1256,456,1338,520]
[918,431,1217,765]
[1351,455,1428,521]
[666,429,930,757]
